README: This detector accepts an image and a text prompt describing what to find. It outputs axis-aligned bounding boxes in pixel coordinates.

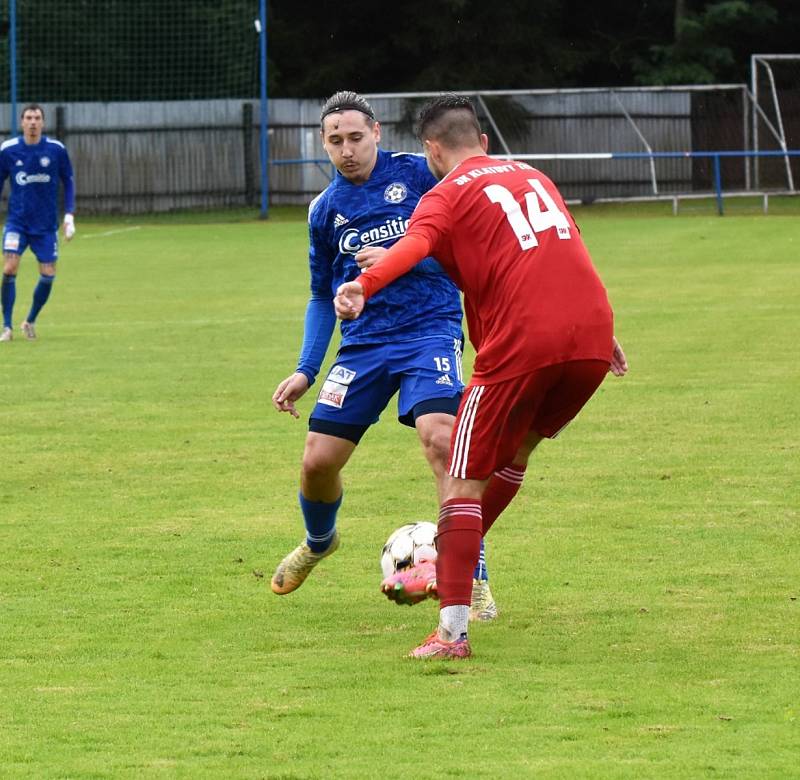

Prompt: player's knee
[301,450,342,485]
[419,424,452,468]
[301,436,348,483]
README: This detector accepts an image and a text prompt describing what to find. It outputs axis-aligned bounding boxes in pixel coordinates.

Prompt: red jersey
[405,156,613,384]
[355,155,614,384]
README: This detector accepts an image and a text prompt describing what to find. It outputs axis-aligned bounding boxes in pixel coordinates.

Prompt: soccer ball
[380,521,438,579]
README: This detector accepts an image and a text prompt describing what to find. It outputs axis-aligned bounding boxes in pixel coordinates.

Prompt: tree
[633,1,779,85]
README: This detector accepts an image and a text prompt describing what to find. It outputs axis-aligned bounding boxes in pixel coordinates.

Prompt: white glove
[63,213,76,241]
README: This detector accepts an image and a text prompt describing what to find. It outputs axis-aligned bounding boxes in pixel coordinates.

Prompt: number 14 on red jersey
[483,178,572,250]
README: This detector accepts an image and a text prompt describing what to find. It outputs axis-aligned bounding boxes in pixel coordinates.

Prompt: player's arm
[295,293,337,385]
[272,294,337,417]
[61,149,76,240]
[335,233,432,319]
[273,216,337,417]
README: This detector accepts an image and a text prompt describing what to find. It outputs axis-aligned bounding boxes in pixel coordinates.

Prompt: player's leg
[415,409,497,621]
[480,431,542,537]
[480,358,610,537]
[270,430,358,595]
[411,363,612,657]
[412,410,455,504]
[23,262,56,337]
[1,239,23,340]
[397,335,464,501]
[396,335,497,619]
[271,346,387,595]
[412,376,544,657]
[300,430,355,546]
[22,234,59,338]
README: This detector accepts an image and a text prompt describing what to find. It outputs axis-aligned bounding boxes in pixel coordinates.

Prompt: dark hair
[320,91,375,128]
[21,102,44,120]
[415,94,481,149]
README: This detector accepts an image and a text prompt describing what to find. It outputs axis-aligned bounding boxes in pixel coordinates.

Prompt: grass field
[1,205,798,778]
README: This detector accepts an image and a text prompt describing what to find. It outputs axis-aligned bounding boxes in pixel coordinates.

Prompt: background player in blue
[0,103,75,342]
[270,91,497,619]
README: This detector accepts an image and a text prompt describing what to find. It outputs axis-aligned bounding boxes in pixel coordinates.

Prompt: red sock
[481,465,526,535]
[436,499,482,608]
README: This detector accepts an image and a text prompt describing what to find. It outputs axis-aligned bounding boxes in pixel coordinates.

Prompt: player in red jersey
[336,94,628,659]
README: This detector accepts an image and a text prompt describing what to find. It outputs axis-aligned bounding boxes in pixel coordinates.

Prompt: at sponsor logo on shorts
[328,365,356,384]
[318,364,356,409]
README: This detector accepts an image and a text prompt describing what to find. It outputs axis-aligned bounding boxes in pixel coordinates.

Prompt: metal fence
[0,84,796,214]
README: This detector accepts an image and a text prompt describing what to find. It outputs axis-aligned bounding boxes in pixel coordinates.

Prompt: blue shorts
[2,225,59,262]
[309,335,465,442]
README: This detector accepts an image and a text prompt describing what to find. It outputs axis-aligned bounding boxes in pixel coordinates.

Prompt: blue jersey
[307,149,462,347]
[0,135,75,234]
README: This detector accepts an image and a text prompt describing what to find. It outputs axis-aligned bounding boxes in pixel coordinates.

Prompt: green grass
[1,207,798,778]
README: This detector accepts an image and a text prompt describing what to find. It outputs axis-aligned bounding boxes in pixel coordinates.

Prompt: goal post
[750,54,800,191]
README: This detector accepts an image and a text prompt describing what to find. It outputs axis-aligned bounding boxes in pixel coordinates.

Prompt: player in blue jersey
[270,91,498,619]
[0,103,75,342]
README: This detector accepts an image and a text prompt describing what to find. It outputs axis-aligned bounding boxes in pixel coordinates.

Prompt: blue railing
[503,149,800,215]
[270,150,800,216]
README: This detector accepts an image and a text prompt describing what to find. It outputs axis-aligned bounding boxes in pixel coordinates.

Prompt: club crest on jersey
[384,182,407,203]
[40,156,51,167]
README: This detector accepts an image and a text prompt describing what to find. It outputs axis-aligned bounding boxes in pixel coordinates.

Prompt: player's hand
[354,246,386,270]
[334,281,365,320]
[272,372,310,418]
[63,213,76,241]
[609,337,628,376]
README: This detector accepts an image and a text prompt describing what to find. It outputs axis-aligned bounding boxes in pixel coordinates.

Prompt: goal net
[0,0,259,103]
[0,0,261,212]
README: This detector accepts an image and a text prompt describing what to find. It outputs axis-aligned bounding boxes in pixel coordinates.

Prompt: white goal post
[750,53,800,191]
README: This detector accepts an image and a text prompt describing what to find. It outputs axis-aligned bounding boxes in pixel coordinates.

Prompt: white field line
[81,226,142,239]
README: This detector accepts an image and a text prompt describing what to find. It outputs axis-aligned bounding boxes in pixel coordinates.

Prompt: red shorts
[447,360,609,481]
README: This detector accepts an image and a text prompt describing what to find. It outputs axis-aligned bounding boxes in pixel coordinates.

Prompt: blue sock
[472,537,488,581]
[27,274,55,323]
[1,273,16,328]
[299,492,342,552]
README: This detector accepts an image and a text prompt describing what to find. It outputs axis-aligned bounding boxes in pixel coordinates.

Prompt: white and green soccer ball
[380,521,437,579]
